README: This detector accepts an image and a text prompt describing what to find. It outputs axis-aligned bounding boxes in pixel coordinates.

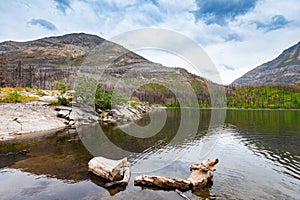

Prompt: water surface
[0,109,299,199]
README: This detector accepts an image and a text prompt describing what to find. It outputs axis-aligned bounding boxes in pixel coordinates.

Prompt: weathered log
[134,175,192,190]
[105,165,131,188]
[175,189,191,200]
[134,158,218,191]
[188,158,218,190]
[88,156,127,182]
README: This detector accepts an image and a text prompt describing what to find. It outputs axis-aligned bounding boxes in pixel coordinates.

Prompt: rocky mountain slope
[232,41,300,86]
[0,33,219,106]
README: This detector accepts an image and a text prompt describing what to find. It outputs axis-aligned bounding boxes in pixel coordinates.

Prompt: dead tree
[0,53,8,87]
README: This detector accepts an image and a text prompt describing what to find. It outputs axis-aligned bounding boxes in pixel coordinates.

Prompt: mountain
[232,42,300,86]
[0,33,220,106]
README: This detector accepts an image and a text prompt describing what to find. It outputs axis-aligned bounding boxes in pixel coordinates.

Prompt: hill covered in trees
[226,84,300,109]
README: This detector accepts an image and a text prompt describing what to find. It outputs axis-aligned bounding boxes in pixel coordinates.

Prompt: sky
[0,0,300,84]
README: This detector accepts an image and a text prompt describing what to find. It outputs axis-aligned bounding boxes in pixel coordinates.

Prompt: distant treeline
[226,84,300,109]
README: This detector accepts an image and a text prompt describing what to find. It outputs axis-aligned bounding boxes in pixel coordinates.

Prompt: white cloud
[0,0,299,84]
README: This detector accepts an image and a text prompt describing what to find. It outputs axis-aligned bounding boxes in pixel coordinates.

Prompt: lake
[0,109,299,199]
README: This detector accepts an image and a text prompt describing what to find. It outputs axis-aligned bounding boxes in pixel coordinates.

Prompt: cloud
[54,0,71,14]
[0,0,300,85]
[145,0,159,7]
[223,33,243,42]
[192,0,258,25]
[28,18,57,31]
[221,64,235,71]
[254,15,291,32]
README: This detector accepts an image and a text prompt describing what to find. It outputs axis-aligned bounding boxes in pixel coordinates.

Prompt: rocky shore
[0,102,152,142]
[56,104,152,127]
[0,102,66,142]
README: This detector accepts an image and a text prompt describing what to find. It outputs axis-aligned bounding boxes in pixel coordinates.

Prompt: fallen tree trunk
[134,158,218,191]
[134,175,192,190]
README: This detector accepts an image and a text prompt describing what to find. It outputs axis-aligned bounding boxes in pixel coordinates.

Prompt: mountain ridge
[232,41,300,86]
[0,33,216,106]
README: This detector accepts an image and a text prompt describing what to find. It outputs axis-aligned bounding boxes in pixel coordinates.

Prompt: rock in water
[88,156,128,182]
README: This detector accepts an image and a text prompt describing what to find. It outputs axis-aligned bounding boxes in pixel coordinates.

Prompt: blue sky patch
[223,33,243,42]
[192,0,258,25]
[54,0,71,14]
[254,15,290,32]
[145,0,159,7]
[222,64,235,71]
[28,18,57,31]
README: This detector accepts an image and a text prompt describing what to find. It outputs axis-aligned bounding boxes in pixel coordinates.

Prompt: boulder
[39,96,58,102]
[57,110,70,118]
[55,106,72,111]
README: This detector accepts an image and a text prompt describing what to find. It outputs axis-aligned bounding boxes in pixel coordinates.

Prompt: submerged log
[88,156,128,182]
[134,158,218,191]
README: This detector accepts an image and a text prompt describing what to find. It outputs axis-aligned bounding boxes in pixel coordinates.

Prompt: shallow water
[0,109,299,199]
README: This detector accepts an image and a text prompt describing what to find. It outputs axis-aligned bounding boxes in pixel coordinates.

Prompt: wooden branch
[134,158,218,191]
[105,165,131,188]
[175,189,191,200]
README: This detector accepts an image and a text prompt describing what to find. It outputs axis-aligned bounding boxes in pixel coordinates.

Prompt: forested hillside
[226,84,300,109]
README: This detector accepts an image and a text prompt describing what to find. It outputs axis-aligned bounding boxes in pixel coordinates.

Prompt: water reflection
[0,129,92,182]
[225,109,300,180]
[0,109,299,199]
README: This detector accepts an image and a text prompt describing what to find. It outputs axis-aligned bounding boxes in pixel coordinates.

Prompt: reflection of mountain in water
[225,109,300,180]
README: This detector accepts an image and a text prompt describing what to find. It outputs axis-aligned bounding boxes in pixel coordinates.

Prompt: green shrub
[130,101,139,108]
[0,91,38,103]
[7,91,21,102]
[95,87,129,110]
[55,81,71,106]
[73,76,129,109]
[35,89,46,96]
[58,96,70,106]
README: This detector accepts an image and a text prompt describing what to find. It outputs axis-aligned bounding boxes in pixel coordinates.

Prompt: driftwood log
[88,156,131,188]
[105,165,131,188]
[134,158,218,191]
[175,189,191,200]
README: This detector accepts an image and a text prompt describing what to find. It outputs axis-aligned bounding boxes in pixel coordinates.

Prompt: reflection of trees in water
[225,110,300,180]
[0,130,92,182]
[78,108,213,161]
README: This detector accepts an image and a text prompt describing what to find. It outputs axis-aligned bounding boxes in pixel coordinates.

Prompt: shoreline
[0,102,67,142]
[1,103,299,143]
[166,106,300,110]
[0,102,153,143]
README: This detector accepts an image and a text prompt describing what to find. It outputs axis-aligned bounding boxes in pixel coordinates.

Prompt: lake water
[0,109,299,199]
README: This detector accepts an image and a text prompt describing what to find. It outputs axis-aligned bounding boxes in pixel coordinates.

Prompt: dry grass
[0,87,59,103]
